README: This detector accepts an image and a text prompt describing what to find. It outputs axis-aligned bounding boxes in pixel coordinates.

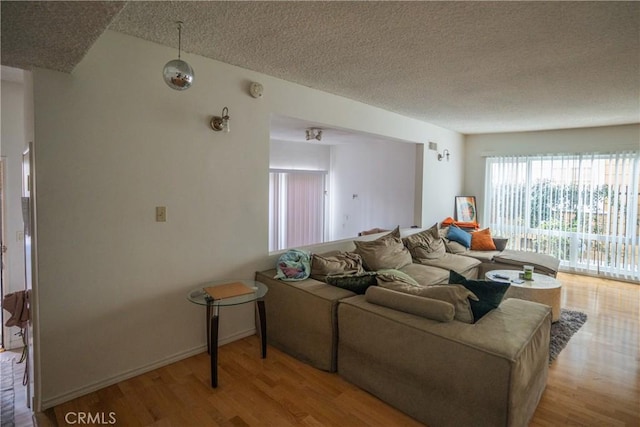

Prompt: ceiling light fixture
[210,107,230,132]
[163,21,194,91]
[306,128,323,141]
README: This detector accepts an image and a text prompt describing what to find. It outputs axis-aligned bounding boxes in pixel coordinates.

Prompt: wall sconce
[438,149,450,162]
[306,128,322,141]
[210,107,230,132]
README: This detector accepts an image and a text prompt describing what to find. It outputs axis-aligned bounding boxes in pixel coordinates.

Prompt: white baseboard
[41,327,257,409]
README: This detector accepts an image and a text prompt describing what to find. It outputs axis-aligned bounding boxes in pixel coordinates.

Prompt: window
[485,151,639,282]
[269,170,327,252]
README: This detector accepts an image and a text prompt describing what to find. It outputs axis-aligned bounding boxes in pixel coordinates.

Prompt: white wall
[31,30,464,407]
[270,138,425,243]
[420,136,466,225]
[0,77,28,349]
[330,139,417,239]
[464,124,640,224]
[269,140,330,171]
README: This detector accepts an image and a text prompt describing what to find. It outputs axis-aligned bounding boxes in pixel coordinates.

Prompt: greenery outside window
[485,151,639,282]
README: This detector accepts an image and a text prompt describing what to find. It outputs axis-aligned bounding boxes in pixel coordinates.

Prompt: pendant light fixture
[163,21,194,90]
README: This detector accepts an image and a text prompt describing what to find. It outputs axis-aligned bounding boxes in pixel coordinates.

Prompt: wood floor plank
[50,273,638,426]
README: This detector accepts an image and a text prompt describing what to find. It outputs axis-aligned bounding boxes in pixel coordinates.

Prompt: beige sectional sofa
[254,226,557,426]
[339,293,551,427]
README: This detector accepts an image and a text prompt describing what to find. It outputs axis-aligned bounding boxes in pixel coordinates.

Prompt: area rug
[1,358,15,427]
[549,309,587,363]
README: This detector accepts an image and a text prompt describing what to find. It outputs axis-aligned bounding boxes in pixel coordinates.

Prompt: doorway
[0,159,5,350]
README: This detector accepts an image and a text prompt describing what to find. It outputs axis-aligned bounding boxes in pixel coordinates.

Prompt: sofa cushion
[325,272,378,294]
[446,225,472,248]
[377,280,477,324]
[354,227,412,271]
[470,228,497,251]
[365,286,455,322]
[310,251,364,281]
[462,250,501,262]
[402,223,446,260]
[493,250,560,276]
[416,253,481,276]
[449,271,510,323]
[399,263,450,286]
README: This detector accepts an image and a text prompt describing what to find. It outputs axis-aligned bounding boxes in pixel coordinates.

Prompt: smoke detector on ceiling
[306,128,323,141]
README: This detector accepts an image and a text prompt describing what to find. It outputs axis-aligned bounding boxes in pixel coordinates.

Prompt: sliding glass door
[485,151,639,282]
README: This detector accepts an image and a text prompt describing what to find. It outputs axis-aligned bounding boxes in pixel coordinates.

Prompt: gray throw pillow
[492,238,509,252]
[402,223,446,260]
[310,252,364,281]
[354,227,412,271]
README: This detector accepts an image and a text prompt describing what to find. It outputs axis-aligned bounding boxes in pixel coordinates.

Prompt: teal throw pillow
[448,271,510,322]
[447,225,472,248]
[326,272,378,294]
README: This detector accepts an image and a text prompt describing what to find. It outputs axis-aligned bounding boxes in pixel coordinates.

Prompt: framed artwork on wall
[455,196,477,223]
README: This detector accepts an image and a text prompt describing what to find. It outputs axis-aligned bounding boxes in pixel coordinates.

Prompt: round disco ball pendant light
[163,21,194,90]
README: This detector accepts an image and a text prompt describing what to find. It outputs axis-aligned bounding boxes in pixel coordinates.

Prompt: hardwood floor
[43,273,639,426]
[530,273,639,427]
[0,347,33,427]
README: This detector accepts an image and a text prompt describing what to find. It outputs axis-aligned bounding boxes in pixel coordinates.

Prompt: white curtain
[485,151,639,282]
[269,170,326,252]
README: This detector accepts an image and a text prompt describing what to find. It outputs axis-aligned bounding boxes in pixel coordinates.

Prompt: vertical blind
[484,151,639,282]
[269,170,326,252]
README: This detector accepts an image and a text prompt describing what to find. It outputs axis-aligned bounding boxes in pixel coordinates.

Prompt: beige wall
[464,124,640,224]
[32,30,463,407]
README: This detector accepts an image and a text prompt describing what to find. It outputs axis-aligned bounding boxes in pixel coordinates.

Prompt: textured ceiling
[2,1,639,135]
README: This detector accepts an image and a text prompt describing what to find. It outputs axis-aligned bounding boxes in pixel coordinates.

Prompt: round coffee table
[486,270,562,322]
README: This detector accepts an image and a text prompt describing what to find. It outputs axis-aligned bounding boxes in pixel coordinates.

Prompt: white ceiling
[2,1,639,136]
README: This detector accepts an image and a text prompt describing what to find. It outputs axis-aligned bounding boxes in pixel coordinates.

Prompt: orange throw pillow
[471,228,497,251]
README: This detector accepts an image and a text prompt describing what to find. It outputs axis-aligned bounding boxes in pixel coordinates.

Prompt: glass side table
[188,279,268,388]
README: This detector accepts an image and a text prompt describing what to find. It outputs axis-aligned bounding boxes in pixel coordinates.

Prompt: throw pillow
[376,281,477,324]
[445,240,469,254]
[310,251,364,281]
[325,272,378,294]
[492,237,509,251]
[446,225,472,249]
[470,228,497,251]
[376,268,421,287]
[365,286,455,322]
[353,227,412,271]
[402,223,446,260]
[448,271,510,323]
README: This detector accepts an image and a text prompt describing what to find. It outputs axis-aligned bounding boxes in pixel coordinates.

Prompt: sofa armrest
[255,269,355,372]
[338,296,551,427]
